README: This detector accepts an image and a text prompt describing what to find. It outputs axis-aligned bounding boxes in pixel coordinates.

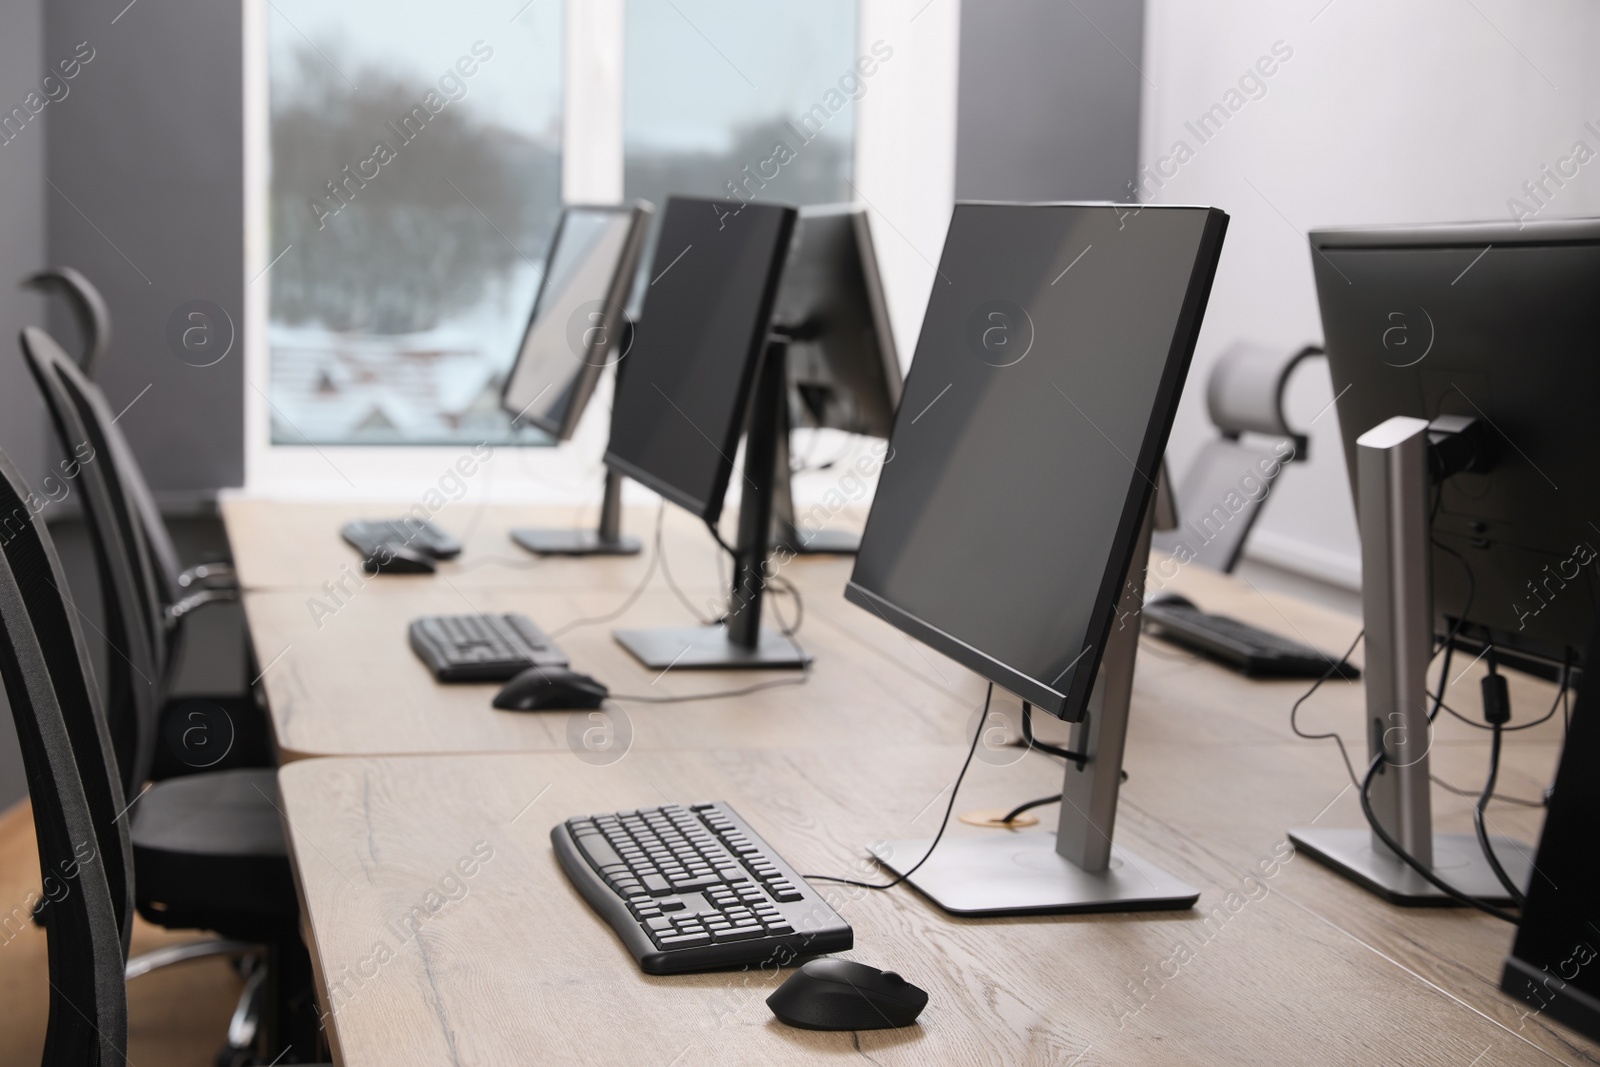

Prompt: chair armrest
[178,560,237,590]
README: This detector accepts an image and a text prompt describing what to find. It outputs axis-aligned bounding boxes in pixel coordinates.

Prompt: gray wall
[0,0,47,811]
[956,0,1144,201]
[0,0,246,808]
[45,0,244,510]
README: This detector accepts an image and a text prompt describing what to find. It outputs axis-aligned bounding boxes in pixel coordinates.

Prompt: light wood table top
[279,737,1590,1066]
[234,499,1594,1062]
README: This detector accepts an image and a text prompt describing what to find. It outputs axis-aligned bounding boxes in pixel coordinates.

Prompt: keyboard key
[576,835,624,870]
[671,874,722,891]
[642,874,671,895]
[659,933,713,949]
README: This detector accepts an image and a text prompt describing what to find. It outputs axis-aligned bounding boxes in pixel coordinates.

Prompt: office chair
[15,335,320,1061]
[21,266,111,379]
[20,267,234,598]
[19,327,267,786]
[1152,341,1323,572]
[0,487,127,1065]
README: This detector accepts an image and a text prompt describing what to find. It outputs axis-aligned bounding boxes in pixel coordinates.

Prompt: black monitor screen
[847,202,1228,719]
[502,205,647,440]
[1311,219,1600,669]
[605,197,797,521]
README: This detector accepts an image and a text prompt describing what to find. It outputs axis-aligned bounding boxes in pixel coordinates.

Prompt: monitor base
[779,528,860,555]
[868,833,1199,916]
[1503,954,1600,1042]
[612,625,811,671]
[511,527,642,557]
[1289,827,1531,905]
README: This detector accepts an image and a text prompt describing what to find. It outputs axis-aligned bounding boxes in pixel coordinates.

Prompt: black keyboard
[1144,599,1360,680]
[408,613,569,682]
[341,519,462,559]
[553,802,852,975]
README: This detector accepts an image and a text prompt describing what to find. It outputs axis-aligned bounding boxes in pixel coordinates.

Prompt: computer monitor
[1313,219,1600,670]
[607,195,803,670]
[846,201,1229,915]
[500,202,652,556]
[1503,599,1600,1043]
[769,204,902,555]
[1290,218,1600,905]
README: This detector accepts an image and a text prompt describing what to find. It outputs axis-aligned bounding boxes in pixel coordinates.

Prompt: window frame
[241,0,957,500]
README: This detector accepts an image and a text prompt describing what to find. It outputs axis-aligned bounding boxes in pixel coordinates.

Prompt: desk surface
[225,501,1361,763]
[279,739,1585,1067]
[235,500,1592,1063]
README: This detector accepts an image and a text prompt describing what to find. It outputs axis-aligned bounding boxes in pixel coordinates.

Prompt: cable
[1428,773,1544,808]
[1019,703,1088,767]
[1358,750,1519,923]
[767,574,804,637]
[1001,794,1061,825]
[547,505,665,638]
[455,555,550,572]
[1430,654,1570,732]
[1287,629,1366,789]
[1474,720,1525,906]
[1472,650,1526,906]
[804,683,992,891]
[659,514,721,626]
[607,668,812,705]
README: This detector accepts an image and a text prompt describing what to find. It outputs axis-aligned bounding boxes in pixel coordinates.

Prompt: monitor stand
[614,338,811,671]
[511,468,643,556]
[869,502,1200,916]
[1289,416,1531,904]
[771,415,861,556]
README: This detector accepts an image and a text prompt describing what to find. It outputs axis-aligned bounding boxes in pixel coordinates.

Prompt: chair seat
[150,692,277,780]
[131,768,297,935]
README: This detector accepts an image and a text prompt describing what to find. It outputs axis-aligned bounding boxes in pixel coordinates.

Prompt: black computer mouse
[493,667,610,711]
[767,959,928,1031]
[1147,592,1196,610]
[366,544,436,575]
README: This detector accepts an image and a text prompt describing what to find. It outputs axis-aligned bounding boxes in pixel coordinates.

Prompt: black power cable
[1474,652,1526,906]
[805,683,993,891]
[1358,749,1518,924]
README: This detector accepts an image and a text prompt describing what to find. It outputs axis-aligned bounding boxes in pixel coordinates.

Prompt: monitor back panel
[1311,221,1600,664]
[847,202,1228,719]
[604,197,797,522]
[774,205,901,438]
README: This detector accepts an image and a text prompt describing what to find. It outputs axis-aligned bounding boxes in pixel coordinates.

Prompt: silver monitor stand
[869,494,1200,916]
[1289,415,1530,904]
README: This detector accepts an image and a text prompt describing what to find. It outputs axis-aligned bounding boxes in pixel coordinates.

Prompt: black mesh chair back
[20,266,111,379]
[0,449,135,953]
[20,327,164,795]
[0,453,129,1064]
[20,270,185,600]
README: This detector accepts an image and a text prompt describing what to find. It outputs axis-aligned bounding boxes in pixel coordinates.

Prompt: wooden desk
[279,740,1587,1066]
[231,500,1593,1062]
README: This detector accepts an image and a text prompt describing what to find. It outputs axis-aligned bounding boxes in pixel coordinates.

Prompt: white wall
[1141,0,1600,588]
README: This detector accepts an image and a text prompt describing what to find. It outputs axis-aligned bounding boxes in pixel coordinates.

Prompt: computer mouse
[367,544,436,575]
[1147,592,1196,610]
[493,667,609,711]
[766,958,928,1031]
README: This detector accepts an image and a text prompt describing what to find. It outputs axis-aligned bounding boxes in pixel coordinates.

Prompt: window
[623,0,859,211]
[265,0,562,445]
